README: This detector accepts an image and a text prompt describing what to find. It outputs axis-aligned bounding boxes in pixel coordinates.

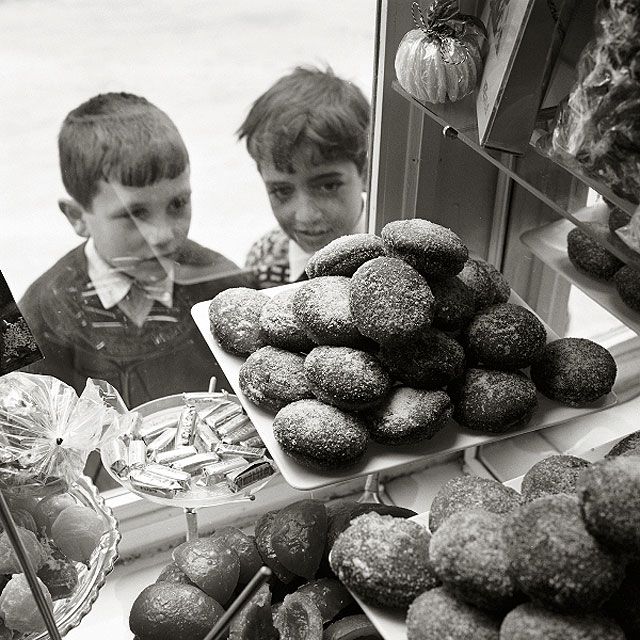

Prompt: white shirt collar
[287,194,368,282]
[84,239,175,310]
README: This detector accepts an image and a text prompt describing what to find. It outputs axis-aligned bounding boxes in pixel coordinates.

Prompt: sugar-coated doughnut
[272,399,368,469]
[350,257,434,342]
[381,219,468,279]
[305,233,385,278]
[209,287,268,356]
[239,346,314,412]
[530,338,616,406]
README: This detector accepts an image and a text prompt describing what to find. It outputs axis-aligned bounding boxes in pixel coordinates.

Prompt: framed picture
[0,271,42,375]
[476,0,574,154]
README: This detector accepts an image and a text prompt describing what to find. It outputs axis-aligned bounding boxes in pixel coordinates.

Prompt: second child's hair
[58,92,189,210]
[237,66,370,175]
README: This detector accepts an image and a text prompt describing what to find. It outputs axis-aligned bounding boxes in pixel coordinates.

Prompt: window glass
[0,0,376,489]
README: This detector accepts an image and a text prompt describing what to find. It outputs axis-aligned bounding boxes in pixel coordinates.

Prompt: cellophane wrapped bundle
[552,0,640,204]
[0,373,136,497]
[616,202,640,253]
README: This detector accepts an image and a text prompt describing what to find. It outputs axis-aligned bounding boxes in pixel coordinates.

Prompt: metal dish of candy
[100,388,279,539]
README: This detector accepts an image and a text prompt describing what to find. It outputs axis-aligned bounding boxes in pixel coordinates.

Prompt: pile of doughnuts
[330,435,640,640]
[209,220,617,470]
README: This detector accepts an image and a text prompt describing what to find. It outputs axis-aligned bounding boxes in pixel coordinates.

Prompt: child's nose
[296,193,324,223]
[146,220,177,250]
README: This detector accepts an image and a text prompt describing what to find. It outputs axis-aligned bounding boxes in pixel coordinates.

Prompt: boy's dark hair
[237,66,370,175]
[58,92,189,210]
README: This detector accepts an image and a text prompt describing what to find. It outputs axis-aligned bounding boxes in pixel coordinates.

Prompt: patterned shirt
[245,198,368,289]
[244,228,293,288]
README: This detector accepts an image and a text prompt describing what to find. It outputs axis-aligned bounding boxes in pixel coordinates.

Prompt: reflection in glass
[1,2,376,491]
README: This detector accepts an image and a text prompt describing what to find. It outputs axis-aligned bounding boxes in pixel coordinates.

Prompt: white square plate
[191,283,616,491]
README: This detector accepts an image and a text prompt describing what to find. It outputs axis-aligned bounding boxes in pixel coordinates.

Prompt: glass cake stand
[100,389,279,541]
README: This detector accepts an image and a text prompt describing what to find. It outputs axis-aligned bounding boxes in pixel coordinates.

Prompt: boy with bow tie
[19,92,253,408]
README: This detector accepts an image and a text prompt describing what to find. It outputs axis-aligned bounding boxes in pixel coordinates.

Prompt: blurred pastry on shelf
[406,587,501,640]
[428,475,521,534]
[613,264,640,312]
[330,512,439,610]
[520,454,591,502]
[604,564,640,640]
[500,602,625,640]
[577,455,640,557]
[505,494,624,612]
[429,509,522,613]
[566,228,624,280]
[607,205,633,233]
[606,429,640,457]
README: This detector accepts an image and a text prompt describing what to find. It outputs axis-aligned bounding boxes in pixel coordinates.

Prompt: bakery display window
[2,0,640,639]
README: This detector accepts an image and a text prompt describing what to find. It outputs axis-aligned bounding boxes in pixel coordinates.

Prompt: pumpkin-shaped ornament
[395,0,487,104]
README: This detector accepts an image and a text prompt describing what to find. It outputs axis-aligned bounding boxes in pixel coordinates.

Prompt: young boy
[238,66,371,287]
[19,92,253,409]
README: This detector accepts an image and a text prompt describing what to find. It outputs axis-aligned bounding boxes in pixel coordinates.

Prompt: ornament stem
[411,2,430,35]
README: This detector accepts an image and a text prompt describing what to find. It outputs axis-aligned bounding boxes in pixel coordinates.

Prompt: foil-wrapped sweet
[107,392,274,499]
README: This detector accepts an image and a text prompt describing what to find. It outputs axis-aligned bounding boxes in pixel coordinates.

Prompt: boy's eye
[316,181,343,193]
[268,186,294,202]
[168,195,190,216]
[128,207,150,220]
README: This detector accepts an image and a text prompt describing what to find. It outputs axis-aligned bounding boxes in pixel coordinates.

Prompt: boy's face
[259,150,365,254]
[81,170,192,282]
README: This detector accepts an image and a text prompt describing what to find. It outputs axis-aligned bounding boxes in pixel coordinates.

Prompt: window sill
[104,452,462,561]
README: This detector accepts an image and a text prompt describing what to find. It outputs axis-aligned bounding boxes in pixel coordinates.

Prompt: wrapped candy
[615,203,640,254]
[394,0,487,104]
[0,373,137,496]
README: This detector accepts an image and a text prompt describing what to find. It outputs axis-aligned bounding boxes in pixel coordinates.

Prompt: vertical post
[184,507,199,541]
[0,491,62,640]
[357,472,384,504]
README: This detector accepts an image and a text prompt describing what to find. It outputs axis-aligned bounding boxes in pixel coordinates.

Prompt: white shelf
[521,216,640,337]
[478,432,559,481]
